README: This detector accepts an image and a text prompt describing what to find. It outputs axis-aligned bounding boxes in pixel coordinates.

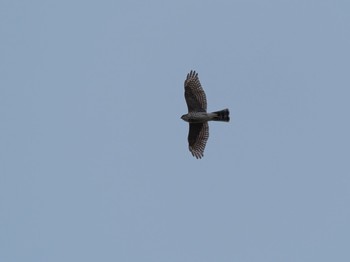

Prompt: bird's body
[181,109,230,123]
[181,70,230,159]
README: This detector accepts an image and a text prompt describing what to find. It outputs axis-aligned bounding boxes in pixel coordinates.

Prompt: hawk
[181,70,230,159]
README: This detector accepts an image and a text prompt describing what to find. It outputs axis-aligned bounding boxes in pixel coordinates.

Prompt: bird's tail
[212,109,230,122]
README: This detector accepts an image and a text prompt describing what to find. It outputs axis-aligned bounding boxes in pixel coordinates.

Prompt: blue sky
[1,1,350,261]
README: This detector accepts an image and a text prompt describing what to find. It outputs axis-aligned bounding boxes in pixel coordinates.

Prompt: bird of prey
[181,70,230,159]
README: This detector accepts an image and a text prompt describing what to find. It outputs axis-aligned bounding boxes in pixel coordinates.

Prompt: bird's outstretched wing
[188,122,209,159]
[184,70,207,112]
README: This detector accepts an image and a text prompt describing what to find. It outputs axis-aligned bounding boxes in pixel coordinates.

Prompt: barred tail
[212,109,230,122]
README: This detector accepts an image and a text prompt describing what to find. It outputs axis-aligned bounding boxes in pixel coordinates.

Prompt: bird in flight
[181,70,230,159]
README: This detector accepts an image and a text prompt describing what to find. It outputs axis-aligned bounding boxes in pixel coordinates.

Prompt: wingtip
[186,70,198,80]
[190,149,203,159]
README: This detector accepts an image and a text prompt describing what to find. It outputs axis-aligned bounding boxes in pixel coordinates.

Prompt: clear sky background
[1,1,350,261]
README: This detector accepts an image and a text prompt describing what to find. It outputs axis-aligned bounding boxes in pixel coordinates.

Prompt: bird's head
[181,114,189,122]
